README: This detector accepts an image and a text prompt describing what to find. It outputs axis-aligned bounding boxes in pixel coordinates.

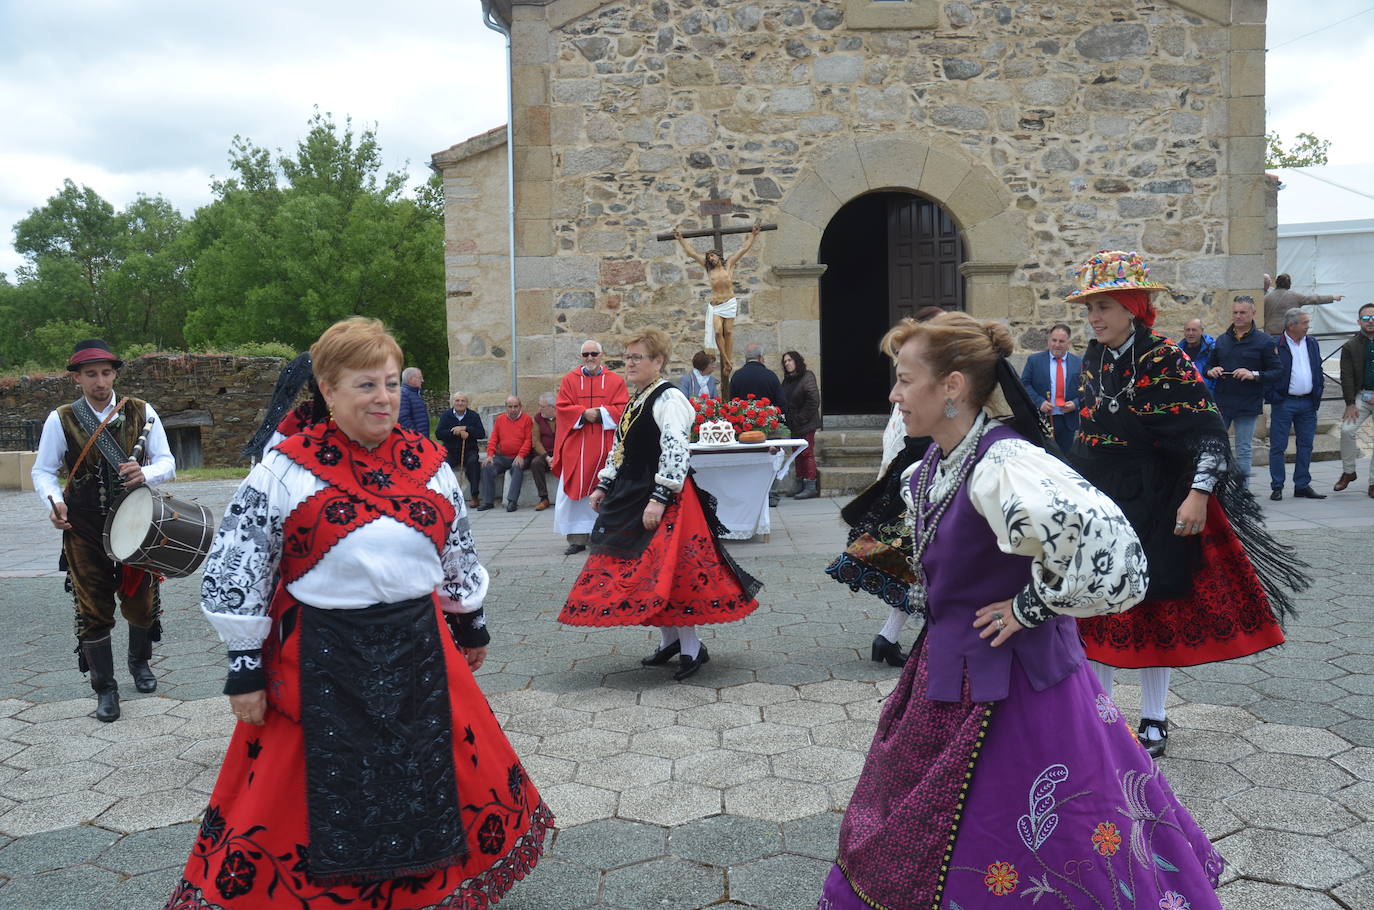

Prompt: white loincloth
[553,475,598,535]
[703,297,739,351]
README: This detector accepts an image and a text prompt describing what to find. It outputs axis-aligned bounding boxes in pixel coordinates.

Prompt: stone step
[814,429,885,449]
[817,465,879,497]
[823,414,890,429]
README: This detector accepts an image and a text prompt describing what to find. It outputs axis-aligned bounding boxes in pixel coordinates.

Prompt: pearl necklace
[904,422,985,616]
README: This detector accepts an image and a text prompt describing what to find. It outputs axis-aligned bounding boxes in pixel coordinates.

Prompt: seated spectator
[529,392,557,511]
[436,391,485,506]
[479,396,533,512]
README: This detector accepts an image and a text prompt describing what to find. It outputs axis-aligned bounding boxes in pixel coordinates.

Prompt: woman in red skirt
[165,318,550,908]
[1067,251,1309,758]
[560,327,761,680]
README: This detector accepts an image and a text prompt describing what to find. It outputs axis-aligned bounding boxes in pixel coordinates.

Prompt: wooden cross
[655,183,777,253]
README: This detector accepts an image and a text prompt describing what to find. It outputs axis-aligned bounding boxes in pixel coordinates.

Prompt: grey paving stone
[96,821,197,875]
[618,781,720,826]
[668,814,782,867]
[592,704,678,734]
[1163,728,1256,764]
[1332,717,1374,748]
[496,855,601,910]
[1328,819,1374,858]
[1334,780,1374,820]
[722,722,811,756]
[720,682,799,707]
[94,759,200,798]
[551,818,666,869]
[1240,724,1353,757]
[536,727,629,761]
[629,726,720,759]
[755,663,833,686]
[1176,797,1244,840]
[763,700,848,729]
[0,825,119,876]
[1213,828,1362,890]
[770,746,865,784]
[1333,746,1374,781]
[103,866,184,910]
[725,778,831,823]
[677,702,761,732]
[1155,758,1251,801]
[1215,878,1348,910]
[1247,699,1351,728]
[729,852,832,910]
[0,763,112,802]
[0,863,122,909]
[674,749,771,790]
[0,790,119,837]
[95,788,207,834]
[1232,752,1354,793]
[1222,787,1359,835]
[574,752,672,790]
[1333,870,1374,910]
[601,856,724,910]
[781,811,843,860]
[539,782,618,828]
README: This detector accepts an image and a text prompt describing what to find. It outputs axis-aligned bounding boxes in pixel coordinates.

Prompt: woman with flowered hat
[819,311,1223,910]
[1066,250,1307,758]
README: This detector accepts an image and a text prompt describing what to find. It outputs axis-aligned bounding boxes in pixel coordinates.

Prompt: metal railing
[0,420,42,452]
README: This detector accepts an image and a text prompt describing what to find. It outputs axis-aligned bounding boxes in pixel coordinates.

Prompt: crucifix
[656,184,777,383]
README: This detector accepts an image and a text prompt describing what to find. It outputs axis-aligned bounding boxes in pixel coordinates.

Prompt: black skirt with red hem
[560,477,761,627]
[1079,497,1285,668]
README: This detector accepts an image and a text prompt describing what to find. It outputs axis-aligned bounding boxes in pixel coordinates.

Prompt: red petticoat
[1079,497,1285,668]
[163,592,551,909]
[559,479,760,627]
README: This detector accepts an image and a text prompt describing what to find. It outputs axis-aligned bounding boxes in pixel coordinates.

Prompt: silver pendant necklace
[1094,344,1136,415]
[904,425,984,615]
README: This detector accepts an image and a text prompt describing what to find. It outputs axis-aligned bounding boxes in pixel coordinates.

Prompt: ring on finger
[995,617,1006,630]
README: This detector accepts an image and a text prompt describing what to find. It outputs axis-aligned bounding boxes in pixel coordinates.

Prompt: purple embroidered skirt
[822,640,1223,910]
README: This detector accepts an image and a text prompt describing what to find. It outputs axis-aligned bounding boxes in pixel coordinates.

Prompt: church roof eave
[430,125,508,173]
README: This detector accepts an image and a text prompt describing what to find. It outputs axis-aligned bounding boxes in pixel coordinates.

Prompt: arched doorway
[819,192,966,415]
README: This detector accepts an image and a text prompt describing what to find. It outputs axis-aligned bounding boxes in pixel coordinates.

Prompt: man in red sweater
[479,396,533,512]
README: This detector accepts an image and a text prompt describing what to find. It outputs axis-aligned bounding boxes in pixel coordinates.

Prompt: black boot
[673,644,710,681]
[794,479,819,500]
[81,637,120,722]
[127,624,157,693]
[871,635,907,667]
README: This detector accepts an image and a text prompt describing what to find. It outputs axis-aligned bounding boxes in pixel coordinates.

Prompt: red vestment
[553,367,628,500]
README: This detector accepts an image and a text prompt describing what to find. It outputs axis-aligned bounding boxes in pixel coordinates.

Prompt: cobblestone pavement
[0,461,1371,909]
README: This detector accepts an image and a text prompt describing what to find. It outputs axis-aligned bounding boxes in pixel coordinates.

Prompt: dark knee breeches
[64,508,159,642]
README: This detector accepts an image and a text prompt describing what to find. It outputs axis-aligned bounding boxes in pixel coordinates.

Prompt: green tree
[13,179,123,331]
[1266,131,1331,168]
[183,111,445,380]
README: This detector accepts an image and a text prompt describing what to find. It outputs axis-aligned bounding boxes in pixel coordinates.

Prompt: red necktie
[1054,357,1067,408]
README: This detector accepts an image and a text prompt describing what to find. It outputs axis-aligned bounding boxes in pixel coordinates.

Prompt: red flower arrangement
[690,394,785,442]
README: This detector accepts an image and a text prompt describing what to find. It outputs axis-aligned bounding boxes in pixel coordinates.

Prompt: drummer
[32,339,176,722]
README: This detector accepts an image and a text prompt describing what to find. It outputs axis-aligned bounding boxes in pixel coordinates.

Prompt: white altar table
[688,439,808,541]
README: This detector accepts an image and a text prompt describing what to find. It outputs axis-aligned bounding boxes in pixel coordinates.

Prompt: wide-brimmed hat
[67,339,123,371]
[1065,250,1169,302]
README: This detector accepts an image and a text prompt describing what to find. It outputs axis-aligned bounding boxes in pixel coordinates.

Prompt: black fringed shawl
[1071,326,1307,622]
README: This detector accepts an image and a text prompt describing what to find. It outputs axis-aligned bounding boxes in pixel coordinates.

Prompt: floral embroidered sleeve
[969,439,1149,628]
[651,386,695,499]
[434,465,491,647]
[200,462,289,693]
[1130,341,1229,493]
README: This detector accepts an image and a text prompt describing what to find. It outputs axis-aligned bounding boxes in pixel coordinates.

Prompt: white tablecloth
[689,439,809,540]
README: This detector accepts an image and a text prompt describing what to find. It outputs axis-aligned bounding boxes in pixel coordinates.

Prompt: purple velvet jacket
[915,425,1085,702]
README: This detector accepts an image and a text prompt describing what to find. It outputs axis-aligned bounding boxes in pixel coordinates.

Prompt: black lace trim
[224,650,266,695]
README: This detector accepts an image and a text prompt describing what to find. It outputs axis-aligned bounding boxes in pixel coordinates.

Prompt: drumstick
[47,495,59,517]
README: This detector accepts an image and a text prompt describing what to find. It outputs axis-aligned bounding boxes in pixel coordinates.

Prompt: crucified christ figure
[675,223,759,378]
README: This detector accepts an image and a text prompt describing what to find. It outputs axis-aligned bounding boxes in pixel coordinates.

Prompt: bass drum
[102,485,215,578]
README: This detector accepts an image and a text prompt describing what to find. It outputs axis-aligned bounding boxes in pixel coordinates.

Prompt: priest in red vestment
[554,339,629,555]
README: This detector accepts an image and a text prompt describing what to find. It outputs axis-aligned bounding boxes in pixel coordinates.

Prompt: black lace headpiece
[241,353,323,459]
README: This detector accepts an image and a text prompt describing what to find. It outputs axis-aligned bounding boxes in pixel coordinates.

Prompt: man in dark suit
[435,391,486,506]
[1019,324,1081,452]
[1268,308,1326,500]
[728,343,787,417]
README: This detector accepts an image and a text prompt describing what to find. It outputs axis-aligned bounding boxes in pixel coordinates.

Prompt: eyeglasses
[581,351,601,358]
[624,354,650,363]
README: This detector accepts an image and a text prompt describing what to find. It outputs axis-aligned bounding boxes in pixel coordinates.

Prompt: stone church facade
[433,0,1270,414]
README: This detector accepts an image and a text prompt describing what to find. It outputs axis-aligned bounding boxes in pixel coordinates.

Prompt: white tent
[1274,165,1374,351]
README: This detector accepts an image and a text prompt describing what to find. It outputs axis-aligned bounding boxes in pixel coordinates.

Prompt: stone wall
[440,0,1267,407]
[0,355,287,467]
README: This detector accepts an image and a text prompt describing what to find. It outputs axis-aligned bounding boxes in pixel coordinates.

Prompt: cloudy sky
[0,0,1370,277]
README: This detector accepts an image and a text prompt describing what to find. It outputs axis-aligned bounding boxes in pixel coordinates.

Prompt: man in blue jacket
[1205,295,1279,488]
[1267,308,1326,500]
[399,367,430,437]
[1179,318,1217,394]
[1019,323,1081,452]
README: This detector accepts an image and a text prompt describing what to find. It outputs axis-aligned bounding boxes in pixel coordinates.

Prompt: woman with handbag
[820,311,1223,910]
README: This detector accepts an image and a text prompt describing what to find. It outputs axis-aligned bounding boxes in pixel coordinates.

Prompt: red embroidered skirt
[1079,497,1285,668]
[559,479,761,627]
[164,592,551,909]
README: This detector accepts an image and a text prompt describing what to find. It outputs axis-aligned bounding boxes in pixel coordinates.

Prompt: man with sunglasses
[552,339,628,554]
[1335,303,1374,496]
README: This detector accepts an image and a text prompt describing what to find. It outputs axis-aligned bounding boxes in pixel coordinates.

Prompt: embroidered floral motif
[399,447,421,470]
[1092,821,1122,856]
[477,813,507,855]
[316,443,342,466]
[1017,764,1068,850]
[198,805,225,847]
[361,468,393,489]
[983,861,1018,896]
[408,499,439,526]
[507,764,524,802]
[1095,694,1120,724]
[214,848,256,899]
[323,499,357,525]
[1159,891,1191,910]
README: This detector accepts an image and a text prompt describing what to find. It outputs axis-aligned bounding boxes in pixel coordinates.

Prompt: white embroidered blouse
[902,412,1149,628]
[596,379,695,492]
[199,450,489,652]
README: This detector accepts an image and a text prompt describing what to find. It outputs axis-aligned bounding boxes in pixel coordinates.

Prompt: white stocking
[677,626,701,660]
[659,627,680,649]
[878,609,908,645]
[1090,660,1116,699]
[1139,666,1172,724]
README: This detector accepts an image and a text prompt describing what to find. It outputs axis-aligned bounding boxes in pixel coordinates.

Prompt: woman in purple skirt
[820,312,1224,910]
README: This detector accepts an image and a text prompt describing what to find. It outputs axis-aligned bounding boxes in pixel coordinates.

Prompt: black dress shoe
[506,502,518,512]
[564,543,586,555]
[1269,488,1283,501]
[476,503,494,511]
[1293,487,1327,500]
[641,640,681,666]
[1138,717,1168,759]
[673,645,710,681]
[871,634,907,667]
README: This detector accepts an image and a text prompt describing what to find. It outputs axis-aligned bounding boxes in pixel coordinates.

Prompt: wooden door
[887,196,964,322]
